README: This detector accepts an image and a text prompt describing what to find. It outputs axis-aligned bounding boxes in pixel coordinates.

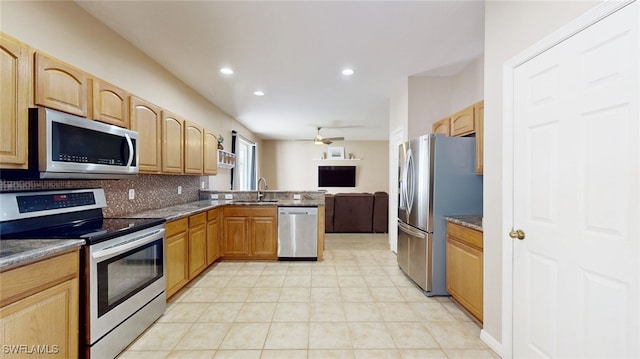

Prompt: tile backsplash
[0,175,208,217]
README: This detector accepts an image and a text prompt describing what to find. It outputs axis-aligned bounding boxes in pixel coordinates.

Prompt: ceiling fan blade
[325,137,344,141]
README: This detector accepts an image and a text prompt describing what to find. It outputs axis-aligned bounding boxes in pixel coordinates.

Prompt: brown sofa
[324,192,388,233]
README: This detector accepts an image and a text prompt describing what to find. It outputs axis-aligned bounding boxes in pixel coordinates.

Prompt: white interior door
[511,2,639,357]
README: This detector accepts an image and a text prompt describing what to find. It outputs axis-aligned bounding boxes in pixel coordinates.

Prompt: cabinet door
[35,52,87,117]
[130,96,162,173]
[207,209,220,265]
[446,237,483,321]
[0,34,30,169]
[203,129,218,175]
[90,78,129,128]
[0,279,79,358]
[450,105,475,137]
[188,213,207,279]
[223,216,248,256]
[474,100,484,174]
[184,121,204,174]
[431,117,450,136]
[161,110,184,174]
[249,216,277,258]
[166,227,189,298]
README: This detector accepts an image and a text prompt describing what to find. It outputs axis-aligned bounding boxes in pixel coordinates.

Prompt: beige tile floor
[118,233,499,359]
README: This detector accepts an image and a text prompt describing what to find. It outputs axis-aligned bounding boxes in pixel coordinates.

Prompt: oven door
[87,224,166,343]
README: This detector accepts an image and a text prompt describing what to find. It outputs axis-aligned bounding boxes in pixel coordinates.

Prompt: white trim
[501,1,636,357]
[481,329,503,357]
[388,126,405,253]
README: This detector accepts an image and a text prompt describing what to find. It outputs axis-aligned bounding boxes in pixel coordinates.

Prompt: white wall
[407,56,484,139]
[483,0,601,351]
[261,140,388,193]
[1,1,260,191]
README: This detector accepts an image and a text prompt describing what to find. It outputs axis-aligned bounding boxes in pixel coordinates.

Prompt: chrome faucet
[257,177,268,200]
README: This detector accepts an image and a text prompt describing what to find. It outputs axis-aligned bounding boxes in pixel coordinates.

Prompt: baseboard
[481,329,503,357]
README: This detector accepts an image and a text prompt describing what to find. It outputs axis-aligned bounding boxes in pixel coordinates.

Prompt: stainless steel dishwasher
[278,207,318,260]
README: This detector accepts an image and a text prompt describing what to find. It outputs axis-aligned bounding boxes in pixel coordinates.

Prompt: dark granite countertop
[118,199,325,222]
[0,197,324,271]
[0,239,85,272]
[444,215,483,232]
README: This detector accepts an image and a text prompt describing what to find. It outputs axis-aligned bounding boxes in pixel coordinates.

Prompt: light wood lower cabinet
[207,208,221,265]
[166,218,189,298]
[222,206,277,260]
[446,221,483,322]
[0,251,79,359]
[188,213,207,279]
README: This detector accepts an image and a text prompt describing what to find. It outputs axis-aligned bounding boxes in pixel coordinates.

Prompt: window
[232,134,256,190]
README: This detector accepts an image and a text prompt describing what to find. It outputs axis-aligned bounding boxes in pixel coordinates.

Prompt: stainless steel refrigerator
[397,134,482,296]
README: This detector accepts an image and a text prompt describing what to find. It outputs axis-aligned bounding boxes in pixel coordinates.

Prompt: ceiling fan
[311,127,344,145]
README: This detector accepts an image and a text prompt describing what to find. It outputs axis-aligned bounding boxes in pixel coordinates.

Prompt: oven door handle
[92,229,165,260]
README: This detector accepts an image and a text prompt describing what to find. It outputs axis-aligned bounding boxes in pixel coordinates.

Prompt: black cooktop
[0,209,165,245]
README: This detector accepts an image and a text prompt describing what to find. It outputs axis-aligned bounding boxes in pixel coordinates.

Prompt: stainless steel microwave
[1,108,139,179]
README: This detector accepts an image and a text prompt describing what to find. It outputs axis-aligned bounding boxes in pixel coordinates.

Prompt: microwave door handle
[125,133,134,167]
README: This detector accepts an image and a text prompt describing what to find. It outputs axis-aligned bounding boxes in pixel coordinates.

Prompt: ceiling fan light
[220,67,234,75]
[314,139,324,145]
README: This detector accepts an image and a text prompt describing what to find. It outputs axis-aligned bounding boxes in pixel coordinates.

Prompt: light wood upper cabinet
[474,100,484,174]
[0,34,30,170]
[184,121,204,174]
[0,251,80,358]
[35,52,87,117]
[161,110,184,174]
[90,78,129,128]
[446,221,483,322]
[203,128,218,175]
[450,104,475,137]
[130,96,162,173]
[432,117,450,136]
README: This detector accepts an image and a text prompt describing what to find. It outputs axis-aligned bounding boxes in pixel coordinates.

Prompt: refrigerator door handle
[398,220,427,239]
[403,148,415,214]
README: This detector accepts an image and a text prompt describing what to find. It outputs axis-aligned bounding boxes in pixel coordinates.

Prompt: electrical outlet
[224,193,233,200]
[128,189,135,200]
[293,194,301,200]
[178,186,182,195]
[201,181,206,189]
[211,194,219,199]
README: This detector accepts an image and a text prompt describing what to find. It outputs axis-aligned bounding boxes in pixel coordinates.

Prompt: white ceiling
[75,1,484,142]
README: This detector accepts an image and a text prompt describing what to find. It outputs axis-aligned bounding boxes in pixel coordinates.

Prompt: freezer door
[397,220,430,292]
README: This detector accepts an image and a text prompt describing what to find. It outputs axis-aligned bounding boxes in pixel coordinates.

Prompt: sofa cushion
[333,193,374,233]
[373,191,389,233]
[324,194,334,233]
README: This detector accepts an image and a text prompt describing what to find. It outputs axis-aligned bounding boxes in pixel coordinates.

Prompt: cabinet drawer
[189,212,206,227]
[1,251,78,307]
[446,222,482,250]
[166,218,188,236]
[207,208,219,221]
[223,206,276,217]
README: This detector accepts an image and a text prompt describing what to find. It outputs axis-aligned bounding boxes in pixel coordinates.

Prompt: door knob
[509,229,526,240]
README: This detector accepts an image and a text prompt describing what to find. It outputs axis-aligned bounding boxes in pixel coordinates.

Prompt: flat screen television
[318,166,356,187]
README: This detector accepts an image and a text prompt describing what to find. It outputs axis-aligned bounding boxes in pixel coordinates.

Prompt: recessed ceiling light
[342,68,354,76]
[220,67,234,75]
[253,91,265,96]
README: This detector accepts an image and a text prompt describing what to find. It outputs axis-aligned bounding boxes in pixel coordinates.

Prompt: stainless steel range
[0,188,166,359]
